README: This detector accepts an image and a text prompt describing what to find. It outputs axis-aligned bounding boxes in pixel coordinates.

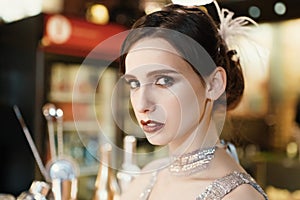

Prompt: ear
[206,67,226,100]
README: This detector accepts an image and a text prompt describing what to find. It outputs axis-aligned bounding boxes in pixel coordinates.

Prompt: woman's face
[124,38,209,146]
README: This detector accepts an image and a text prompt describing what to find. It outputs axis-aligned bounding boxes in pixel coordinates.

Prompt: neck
[168,119,220,156]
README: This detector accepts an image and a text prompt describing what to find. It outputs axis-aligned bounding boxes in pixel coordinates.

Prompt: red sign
[42,14,128,59]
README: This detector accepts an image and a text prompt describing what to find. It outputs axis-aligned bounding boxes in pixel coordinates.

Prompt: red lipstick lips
[141,120,164,133]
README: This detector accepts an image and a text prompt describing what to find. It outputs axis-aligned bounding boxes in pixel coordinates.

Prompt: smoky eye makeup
[154,75,175,87]
[124,78,140,90]
[128,79,140,89]
[122,74,139,89]
[123,68,181,89]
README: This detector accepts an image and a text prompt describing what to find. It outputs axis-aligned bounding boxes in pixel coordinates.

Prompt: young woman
[119,3,268,200]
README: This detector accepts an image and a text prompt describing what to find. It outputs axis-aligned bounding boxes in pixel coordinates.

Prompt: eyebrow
[147,69,179,77]
[124,69,180,79]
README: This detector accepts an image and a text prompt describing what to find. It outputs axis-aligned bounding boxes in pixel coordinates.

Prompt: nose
[131,84,155,114]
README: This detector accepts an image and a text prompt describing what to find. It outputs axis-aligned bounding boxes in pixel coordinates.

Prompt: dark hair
[120,4,244,110]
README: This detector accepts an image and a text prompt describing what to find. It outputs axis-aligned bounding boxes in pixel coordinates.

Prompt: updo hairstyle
[120,4,244,110]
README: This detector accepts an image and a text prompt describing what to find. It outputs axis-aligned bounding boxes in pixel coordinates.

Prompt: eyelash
[155,76,174,87]
[126,76,175,90]
[127,79,140,89]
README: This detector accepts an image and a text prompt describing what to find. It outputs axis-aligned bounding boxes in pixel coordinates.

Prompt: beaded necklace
[169,146,216,176]
[139,146,217,200]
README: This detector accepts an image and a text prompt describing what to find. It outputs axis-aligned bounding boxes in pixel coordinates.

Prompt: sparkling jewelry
[169,146,216,176]
[196,171,269,200]
[139,171,158,200]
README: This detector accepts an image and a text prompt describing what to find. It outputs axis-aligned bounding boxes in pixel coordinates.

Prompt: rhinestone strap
[196,171,269,200]
[139,171,158,200]
[169,147,216,176]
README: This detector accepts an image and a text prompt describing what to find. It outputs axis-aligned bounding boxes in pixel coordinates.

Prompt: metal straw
[55,108,64,158]
[13,105,50,182]
[42,103,57,160]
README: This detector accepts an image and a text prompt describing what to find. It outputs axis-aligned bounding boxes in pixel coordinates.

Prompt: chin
[146,135,169,146]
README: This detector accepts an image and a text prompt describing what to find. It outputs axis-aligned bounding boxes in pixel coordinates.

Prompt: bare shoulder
[120,172,152,200]
[223,184,267,200]
[120,158,168,200]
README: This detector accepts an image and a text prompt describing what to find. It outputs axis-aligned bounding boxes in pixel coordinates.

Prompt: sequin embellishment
[196,171,269,200]
[169,147,216,176]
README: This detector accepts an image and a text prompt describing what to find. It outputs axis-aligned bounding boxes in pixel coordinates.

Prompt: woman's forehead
[128,37,181,57]
[125,53,193,78]
[125,38,190,73]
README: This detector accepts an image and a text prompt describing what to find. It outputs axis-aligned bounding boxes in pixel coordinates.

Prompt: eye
[127,79,140,89]
[155,76,174,87]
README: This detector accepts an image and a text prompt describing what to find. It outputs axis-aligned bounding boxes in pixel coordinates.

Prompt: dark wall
[0,14,44,196]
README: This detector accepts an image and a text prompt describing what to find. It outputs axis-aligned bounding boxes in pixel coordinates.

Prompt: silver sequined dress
[196,171,268,200]
[139,171,268,200]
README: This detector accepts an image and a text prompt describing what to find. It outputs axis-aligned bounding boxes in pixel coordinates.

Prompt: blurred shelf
[64,121,100,133]
[49,92,99,103]
[79,164,99,177]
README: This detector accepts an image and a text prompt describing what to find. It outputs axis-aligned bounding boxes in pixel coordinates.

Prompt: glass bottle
[17,181,50,200]
[117,136,141,193]
[0,194,15,200]
[93,143,120,200]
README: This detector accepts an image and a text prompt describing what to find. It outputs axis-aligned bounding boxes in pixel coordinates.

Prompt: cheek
[178,92,200,121]
[173,84,205,130]
[129,96,141,121]
[163,97,181,120]
[176,81,203,112]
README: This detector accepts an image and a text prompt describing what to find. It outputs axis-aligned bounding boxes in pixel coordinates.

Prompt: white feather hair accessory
[212,1,269,76]
[171,0,269,74]
[213,1,258,50]
[171,0,259,50]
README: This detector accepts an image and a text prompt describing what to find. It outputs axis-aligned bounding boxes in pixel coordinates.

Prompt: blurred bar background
[1,0,300,199]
